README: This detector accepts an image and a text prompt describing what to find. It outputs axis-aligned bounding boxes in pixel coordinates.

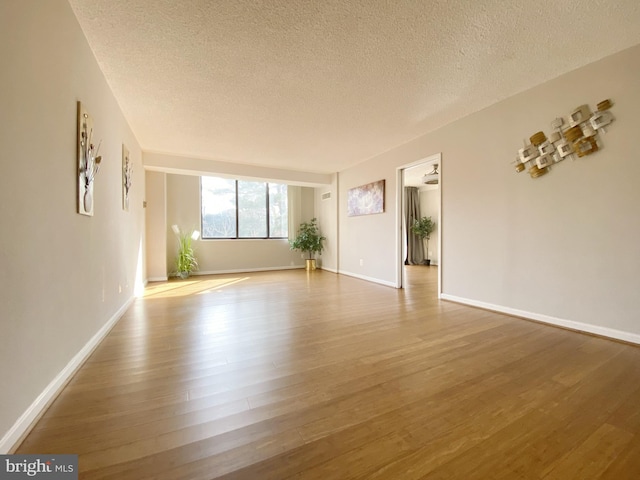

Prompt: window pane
[269,183,288,238]
[238,181,267,238]
[201,177,236,238]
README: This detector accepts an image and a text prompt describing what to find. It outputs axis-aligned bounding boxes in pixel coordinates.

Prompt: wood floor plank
[600,437,640,479]
[542,423,634,479]
[14,267,640,479]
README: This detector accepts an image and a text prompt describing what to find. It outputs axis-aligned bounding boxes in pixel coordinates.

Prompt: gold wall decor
[513,99,614,179]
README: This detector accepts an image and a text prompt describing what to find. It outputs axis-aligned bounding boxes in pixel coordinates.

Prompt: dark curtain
[405,187,424,265]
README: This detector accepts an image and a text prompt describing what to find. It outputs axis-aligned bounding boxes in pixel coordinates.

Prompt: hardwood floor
[16,267,640,479]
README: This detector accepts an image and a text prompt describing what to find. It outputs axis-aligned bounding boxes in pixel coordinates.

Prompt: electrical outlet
[118,284,122,293]
[359,259,363,266]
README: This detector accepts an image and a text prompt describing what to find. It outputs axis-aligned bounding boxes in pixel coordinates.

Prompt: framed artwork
[77,102,101,216]
[122,144,132,211]
[347,180,385,216]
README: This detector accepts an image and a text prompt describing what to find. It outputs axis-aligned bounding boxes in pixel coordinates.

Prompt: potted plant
[410,216,436,266]
[172,225,200,278]
[289,218,326,271]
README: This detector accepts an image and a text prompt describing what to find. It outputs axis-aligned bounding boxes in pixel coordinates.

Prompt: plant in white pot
[289,218,326,271]
[410,216,436,266]
[172,225,200,279]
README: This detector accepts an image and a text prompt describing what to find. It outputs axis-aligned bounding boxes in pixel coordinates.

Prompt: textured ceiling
[68,0,640,174]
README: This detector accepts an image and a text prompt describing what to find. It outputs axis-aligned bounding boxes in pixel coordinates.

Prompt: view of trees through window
[201,176,288,239]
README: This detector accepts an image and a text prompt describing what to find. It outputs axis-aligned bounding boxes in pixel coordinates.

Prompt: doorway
[396,153,442,295]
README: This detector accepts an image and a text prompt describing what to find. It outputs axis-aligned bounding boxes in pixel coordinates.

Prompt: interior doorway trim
[395,152,442,297]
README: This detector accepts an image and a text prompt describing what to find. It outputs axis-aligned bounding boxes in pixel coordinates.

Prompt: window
[201,176,288,239]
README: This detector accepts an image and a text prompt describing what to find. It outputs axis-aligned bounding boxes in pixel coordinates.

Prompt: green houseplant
[410,216,436,266]
[289,218,326,271]
[172,225,199,278]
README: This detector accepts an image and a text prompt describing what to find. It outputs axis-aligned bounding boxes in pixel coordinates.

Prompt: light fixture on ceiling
[422,164,439,184]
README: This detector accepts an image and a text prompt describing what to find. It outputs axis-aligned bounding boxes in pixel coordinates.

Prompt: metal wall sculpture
[513,99,615,179]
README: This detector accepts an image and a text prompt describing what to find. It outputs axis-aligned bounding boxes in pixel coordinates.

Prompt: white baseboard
[0,297,135,454]
[147,276,168,282]
[338,270,397,288]
[192,265,304,276]
[320,266,338,273]
[440,293,640,345]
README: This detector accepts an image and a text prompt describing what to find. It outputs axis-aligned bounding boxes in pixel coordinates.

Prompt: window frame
[200,177,288,240]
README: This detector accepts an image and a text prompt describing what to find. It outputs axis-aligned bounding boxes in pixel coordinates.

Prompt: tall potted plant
[289,218,326,271]
[410,216,436,266]
[172,225,200,279]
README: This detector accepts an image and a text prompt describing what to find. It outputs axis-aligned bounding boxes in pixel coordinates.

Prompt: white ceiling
[68,0,640,174]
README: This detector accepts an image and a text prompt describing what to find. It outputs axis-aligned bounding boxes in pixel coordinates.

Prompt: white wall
[164,174,316,274]
[145,171,167,280]
[145,151,331,187]
[339,44,640,340]
[0,0,145,450]
[338,170,397,286]
[419,187,439,265]
[315,174,339,272]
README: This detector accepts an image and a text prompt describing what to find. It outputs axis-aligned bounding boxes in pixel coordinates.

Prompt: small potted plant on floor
[172,225,200,279]
[289,218,326,271]
[410,216,436,266]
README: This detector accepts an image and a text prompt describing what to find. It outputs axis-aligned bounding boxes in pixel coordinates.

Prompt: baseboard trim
[338,270,396,288]
[192,265,304,276]
[440,293,640,345]
[147,276,168,282]
[0,296,135,454]
[320,266,338,274]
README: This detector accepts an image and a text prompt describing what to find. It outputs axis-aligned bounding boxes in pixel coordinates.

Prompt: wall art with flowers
[122,144,132,211]
[347,179,385,216]
[77,102,102,216]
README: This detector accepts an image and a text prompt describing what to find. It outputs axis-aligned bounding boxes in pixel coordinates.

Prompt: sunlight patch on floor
[144,276,250,298]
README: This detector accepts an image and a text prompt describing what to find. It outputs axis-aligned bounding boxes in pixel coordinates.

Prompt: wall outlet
[118,284,122,293]
[359,259,363,266]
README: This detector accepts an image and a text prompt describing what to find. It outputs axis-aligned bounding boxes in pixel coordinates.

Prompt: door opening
[396,153,442,296]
